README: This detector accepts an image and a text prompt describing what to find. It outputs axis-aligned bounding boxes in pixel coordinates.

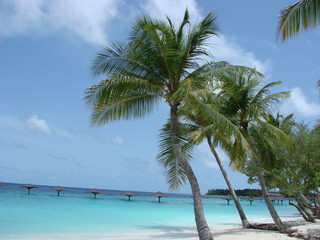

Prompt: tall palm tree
[277,0,320,41]
[159,66,266,229]
[159,91,251,228]
[177,68,256,228]
[190,119,250,228]
[84,9,233,240]
[215,68,292,232]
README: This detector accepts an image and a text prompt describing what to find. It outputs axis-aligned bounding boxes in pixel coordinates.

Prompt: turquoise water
[0,183,299,238]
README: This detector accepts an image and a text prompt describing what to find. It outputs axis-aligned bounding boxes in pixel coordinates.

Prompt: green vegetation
[85,6,320,236]
[245,120,320,222]
[277,0,320,41]
[85,9,224,240]
[277,0,320,89]
[207,188,262,197]
[211,67,291,232]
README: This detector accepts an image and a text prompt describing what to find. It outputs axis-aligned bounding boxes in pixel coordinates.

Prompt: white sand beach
[4,219,319,240]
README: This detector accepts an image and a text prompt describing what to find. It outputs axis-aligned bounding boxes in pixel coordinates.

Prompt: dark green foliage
[268,122,320,196]
[206,188,262,197]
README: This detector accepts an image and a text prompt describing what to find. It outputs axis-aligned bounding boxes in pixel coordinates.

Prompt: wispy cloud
[197,143,216,169]
[123,156,154,173]
[196,142,231,169]
[1,0,270,74]
[280,87,320,118]
[0,0,122,45]
[111,136,124,145]
[142,0,202,24]
[142,0,269,75]
[25,115,53,135]
[0,165,22,172]
[12,142,28,150]
[211,35,270,74]
[49,153,85,168]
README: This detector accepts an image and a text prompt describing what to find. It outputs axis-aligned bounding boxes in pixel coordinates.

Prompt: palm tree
[158,66,263,229]
[177,69,255,228]
[192,121,250,228]
[277,0,320,41]
[84,9,232,240]
[158,107,250,228]
[215,67,292,232]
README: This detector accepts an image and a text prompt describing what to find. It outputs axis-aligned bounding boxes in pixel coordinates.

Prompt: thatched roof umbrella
[21,184,37,194]
[243,196,255,206]
[122,190,137,201]
[0,183,5,187]
[88,188,103,198]
[52,186,65,196]
[222,195,233,205]
[152,191,167,203]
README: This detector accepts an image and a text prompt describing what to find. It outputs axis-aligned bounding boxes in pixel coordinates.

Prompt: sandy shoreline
[2,219,319,240]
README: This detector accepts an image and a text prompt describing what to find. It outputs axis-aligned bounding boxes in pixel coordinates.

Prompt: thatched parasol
[0,183,5,187]
[222,195,233,205]
[21,184,37,194]
[88,188,103,198]
[152,191,167,203]
[242,196,256,205]
[122,190,137,201]
[52,186,65,196]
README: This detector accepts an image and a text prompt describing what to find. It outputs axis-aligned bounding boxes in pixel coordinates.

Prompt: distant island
[206,188,262,197]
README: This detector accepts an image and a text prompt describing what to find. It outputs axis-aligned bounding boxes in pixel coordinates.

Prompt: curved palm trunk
[207,138,250,228]
[255,164,287,232]
[245,134,287,233]
[170,105,214,240]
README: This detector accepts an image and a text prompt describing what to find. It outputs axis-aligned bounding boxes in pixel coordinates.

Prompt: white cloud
[210,35,270,74]
[142,0,269,75]
[1,0,270,73]
[196,143,230,169]
[280,87,320,117]
[0,0,121,45]
[25,115,53,135]
[111,136,124,145]
[142,0,202,24]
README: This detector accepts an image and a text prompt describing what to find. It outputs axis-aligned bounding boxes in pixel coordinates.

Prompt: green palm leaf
[277,0,320,41]
[85,77,164,125]
[157,122,195,190]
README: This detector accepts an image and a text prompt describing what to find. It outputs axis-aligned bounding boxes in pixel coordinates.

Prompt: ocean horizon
[1,182,300,239]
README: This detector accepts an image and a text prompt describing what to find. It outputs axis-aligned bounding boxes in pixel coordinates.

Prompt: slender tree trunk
[207,137,250,228]
[289,201,315,222]
[289,202,309,221]
[255,165,287,232]
[244,134,287,233]
[298,192,315,215]
[298,192,310,206]
[170,105,214,240]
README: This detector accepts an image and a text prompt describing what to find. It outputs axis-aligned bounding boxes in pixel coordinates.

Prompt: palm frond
[85,77,164,126]
[249,120,295,169]
[178,11,219,75]
[157,122,195,190]
[277,0,320,41]
[256,91,291,115]
[183,94,249,152]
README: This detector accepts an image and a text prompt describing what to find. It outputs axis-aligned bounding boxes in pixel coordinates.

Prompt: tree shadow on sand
[136,225,198,239]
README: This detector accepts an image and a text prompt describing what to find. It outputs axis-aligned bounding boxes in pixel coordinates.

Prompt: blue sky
[1,0,319,194]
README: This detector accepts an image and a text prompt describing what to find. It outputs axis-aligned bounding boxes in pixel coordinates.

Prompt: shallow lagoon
[0,183,299,238]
